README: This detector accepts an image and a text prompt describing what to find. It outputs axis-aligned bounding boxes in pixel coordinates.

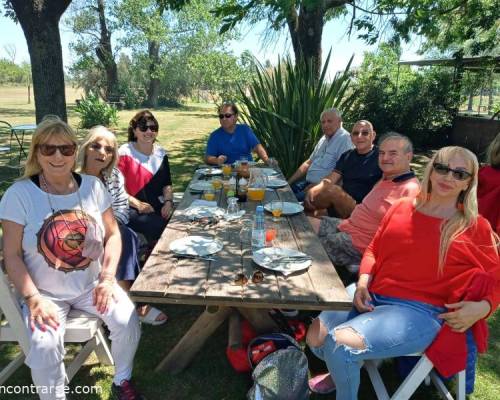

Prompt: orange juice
[211,178,222,190]
[248,187,266,201]
[203,192,215,201]
[271,208,283,218]
[222,164,232,177]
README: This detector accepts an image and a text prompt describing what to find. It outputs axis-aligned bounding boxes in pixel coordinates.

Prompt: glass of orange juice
[270,200,283,221]
[247,187,266,201]
[222,163,232,178]
[211,177,222,190]
[203,188,216,201]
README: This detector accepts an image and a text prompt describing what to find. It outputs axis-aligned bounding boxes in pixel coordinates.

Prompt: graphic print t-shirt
[0,175,111,301]
[118,142,172,212]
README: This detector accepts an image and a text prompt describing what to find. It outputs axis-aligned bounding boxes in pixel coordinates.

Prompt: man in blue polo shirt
[304,120,381,218]
[205,102,272,165]
[287,108,353,201]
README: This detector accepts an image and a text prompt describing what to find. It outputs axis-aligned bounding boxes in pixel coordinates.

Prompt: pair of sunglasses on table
[432,162,472,181]
[234,271,264,286]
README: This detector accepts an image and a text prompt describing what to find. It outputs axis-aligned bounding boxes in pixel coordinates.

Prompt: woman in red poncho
[306,146,499,398]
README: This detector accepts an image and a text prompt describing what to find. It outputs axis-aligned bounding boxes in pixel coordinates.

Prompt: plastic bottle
[251,206,266,252]
[237,177,248,202]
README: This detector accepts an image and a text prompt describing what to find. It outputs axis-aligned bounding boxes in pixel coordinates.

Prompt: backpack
[247,333,309,400]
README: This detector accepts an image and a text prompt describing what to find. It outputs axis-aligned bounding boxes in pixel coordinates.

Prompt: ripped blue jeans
[309,294,445,400]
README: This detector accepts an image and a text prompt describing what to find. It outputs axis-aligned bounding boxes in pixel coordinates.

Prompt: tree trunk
[146,40,161,108]
[467,92,473,111]
[9,0,72,123]
[95,0,119,101]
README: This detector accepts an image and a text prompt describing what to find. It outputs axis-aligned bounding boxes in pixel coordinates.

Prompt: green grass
[0,86,499,399]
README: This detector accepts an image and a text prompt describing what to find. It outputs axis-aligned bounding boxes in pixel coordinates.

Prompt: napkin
[190,199,218,207]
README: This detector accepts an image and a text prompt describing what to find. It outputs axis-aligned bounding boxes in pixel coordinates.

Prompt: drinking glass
[226,197,239,217]
[239,219,253,245]
[203,188,215,201]
[270,200,283,221]
[222,163,232,178]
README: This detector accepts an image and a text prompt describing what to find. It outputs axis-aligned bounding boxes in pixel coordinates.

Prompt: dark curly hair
[127,110,159,142]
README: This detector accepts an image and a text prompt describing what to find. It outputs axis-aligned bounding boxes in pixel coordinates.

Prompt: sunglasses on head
[38,143,76,157]
[351,130,371,137]
[219,113,234,119]
[89,142,114,154]
[432,162,472,181]
[137,124,158,132]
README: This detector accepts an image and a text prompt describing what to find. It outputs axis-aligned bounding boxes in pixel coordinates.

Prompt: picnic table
[11,123,36,160]
[130,165,351,374]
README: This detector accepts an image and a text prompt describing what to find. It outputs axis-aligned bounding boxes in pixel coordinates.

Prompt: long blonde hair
[22,116,78,178]
[78,125,118,177]
[417,146,480,272]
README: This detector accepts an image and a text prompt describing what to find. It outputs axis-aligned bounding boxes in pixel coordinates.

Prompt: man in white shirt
[288,108,353,201]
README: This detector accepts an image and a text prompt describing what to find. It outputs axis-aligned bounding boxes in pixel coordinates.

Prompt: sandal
[309,372,336,394]
[138,306,168,326]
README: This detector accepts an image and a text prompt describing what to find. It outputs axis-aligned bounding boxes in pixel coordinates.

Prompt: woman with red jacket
[306,146,499,398]
[478,132,500,234]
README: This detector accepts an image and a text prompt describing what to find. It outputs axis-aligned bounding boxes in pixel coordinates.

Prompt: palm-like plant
[237,51,355,178]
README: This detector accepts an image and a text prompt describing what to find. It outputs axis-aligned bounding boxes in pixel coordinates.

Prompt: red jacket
[478,166,500,234]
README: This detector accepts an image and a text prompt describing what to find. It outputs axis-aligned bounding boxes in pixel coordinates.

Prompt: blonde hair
[78,125,118,177]
[486,132,500,168]
[22,116,78,178]
[417,146,480,272]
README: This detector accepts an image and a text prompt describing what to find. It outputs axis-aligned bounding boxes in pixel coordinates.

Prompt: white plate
[189,181,213,192]
[170,235,223,256]
[252,247,311,276]
[182,206,225,220]
[264,201,304,215]
[195,168,222,176]
[266,178,287,188]
[259,168,279,176]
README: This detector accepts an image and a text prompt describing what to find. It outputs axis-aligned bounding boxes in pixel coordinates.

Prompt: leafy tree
[65,0,120,101]
[4,0,72,122]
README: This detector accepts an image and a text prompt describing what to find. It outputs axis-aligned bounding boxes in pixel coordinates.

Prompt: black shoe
[110,380,145,400]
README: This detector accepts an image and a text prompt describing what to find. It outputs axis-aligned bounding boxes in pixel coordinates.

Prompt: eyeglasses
[89,142,114,154]
[218,113,234,119]
[351,130,371,137]
[432,162,472,181]
[137,124,158,132]
[38,144,76,157]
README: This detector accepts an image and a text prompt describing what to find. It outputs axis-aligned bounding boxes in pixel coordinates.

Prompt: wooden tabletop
[130,167,351,311]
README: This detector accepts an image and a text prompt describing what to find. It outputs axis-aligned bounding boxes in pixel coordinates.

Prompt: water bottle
[251,205,266,252]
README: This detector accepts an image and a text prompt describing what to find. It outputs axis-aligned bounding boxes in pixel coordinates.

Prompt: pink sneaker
[308,372,336,394]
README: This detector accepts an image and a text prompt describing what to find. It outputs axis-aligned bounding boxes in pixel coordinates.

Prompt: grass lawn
[1,86,499,399]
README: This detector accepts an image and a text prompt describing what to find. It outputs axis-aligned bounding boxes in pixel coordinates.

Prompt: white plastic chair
[364,355,465,400]
[0,265,114,385]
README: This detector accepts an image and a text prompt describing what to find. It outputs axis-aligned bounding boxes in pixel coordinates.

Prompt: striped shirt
[102,167,129,225]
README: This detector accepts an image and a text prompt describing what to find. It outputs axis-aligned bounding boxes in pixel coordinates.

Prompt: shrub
[74,92,118,128]
[237,51,354,178]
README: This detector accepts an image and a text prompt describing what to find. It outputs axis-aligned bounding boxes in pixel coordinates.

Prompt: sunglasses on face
[89,142,114,154]
[137,124,158,132]
[219,113,234,119]
[38,143,76,157]
[432,162,472,181]
[351,130,371,137]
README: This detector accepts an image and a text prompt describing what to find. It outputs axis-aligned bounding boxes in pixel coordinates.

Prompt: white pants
[22,284,141,400]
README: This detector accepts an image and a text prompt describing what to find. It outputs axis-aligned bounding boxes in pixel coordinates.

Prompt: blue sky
[0,11,421,78]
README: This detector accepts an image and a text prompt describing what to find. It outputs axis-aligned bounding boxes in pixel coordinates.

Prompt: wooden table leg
[237,308,279,333]
[155,305,232,374]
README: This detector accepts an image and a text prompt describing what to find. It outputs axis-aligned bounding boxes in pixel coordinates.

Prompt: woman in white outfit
[0,117,143,400]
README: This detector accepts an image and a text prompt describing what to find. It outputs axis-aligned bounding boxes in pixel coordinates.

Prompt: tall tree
[5,0,72,122]
[66,0,119,101]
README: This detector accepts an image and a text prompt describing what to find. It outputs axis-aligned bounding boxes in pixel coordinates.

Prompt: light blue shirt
[306,127,353,183]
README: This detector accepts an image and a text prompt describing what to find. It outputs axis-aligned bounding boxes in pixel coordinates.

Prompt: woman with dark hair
[306,146,499,398]
[118,110,173,244]
[205,102,273,165]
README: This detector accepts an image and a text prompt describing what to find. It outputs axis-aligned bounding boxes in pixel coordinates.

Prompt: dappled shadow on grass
[173,112,217,120]
[169,135,209,192]
[0,107,36,119]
